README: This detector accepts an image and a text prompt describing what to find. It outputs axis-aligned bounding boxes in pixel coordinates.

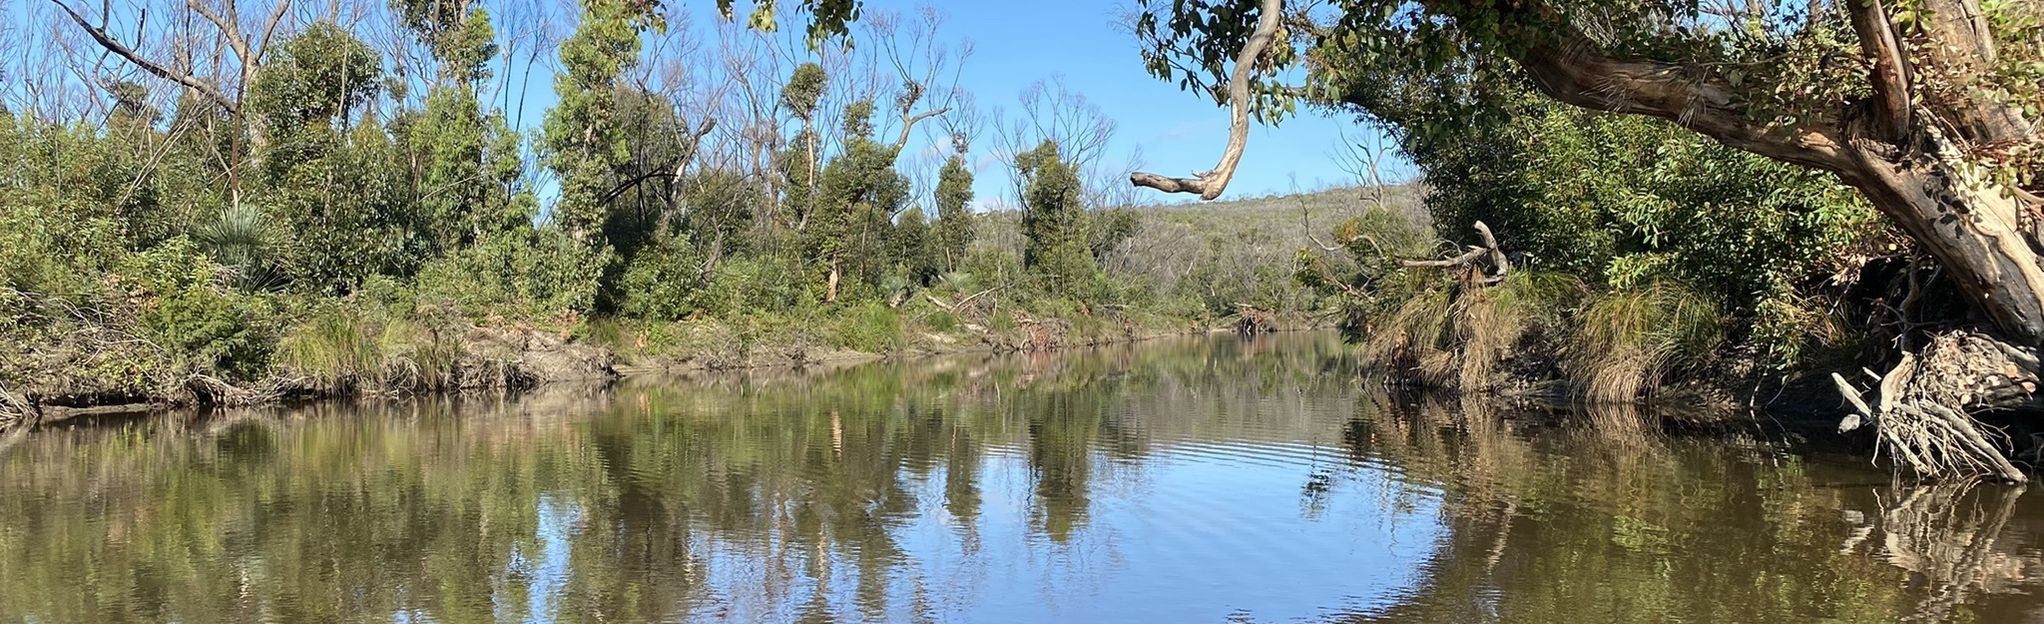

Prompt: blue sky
[598,0,1413,208]
[2,0,1410,208]
[925,0,1408,202]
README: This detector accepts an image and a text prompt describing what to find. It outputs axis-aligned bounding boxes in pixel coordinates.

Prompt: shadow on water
[2,332,2043,622]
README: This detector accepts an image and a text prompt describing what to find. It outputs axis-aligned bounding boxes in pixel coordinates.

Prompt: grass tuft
[1566,281,1722,401]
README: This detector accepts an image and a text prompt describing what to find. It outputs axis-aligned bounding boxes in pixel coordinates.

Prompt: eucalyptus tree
[391,0,529,252]
[543,0,657,245]
[1125,0,2042,344]
[1119,0,2043,479]
[933,145,976,272]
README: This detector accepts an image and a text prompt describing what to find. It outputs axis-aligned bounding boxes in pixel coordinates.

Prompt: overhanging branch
[1129,0,1283,201]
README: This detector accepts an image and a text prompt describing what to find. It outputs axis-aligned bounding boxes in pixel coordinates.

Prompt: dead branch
[1397,221,1512,285]
[1401,247,1487,269]
[49,0,240,114]
[1474,221,1511,280]
[1834,334,2032,482]
[892,107,949,151]
[1128,0,1282,200]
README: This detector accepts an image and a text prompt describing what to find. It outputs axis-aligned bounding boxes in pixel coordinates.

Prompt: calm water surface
[4,333,2044,622]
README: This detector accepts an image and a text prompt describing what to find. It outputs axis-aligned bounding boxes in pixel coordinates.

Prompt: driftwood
[1400,221,1513,285]
[1834,332,2037,483]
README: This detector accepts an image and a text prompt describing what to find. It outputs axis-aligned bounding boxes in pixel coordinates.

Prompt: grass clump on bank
[1565,282,1723,402]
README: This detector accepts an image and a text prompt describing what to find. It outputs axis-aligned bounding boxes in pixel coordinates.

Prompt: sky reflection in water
[1,333,2041,623]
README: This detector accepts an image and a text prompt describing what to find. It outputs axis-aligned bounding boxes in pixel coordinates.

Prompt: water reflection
[2,333,2043,622]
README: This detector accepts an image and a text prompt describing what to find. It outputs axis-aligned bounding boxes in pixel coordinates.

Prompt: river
[1,332,2040,622]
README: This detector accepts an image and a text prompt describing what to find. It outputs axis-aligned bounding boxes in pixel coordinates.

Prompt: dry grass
[1566,282,1723,401]
[1362,271,1583,390]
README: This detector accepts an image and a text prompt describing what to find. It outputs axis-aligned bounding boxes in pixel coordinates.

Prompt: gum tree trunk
[1488,0,2043,345]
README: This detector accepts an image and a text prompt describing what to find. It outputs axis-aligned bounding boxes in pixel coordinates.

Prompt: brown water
[2,332,2043,623]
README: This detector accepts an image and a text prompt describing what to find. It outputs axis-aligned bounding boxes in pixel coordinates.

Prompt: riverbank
[1,305,1325,429]
[5,331,2027,623]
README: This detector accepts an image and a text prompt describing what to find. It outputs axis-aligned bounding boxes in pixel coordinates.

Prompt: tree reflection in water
[3,333,2044,622]
[1335,390,2044,623]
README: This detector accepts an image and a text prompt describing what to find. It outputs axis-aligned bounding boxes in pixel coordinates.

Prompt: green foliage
[249,23,382,136]
[0,2,1375,405]
[192,203,285,291]
[825,300,906,352]
[894,207,939,286]
[1016,140,1097,294]
[262,121,429,292]
[781,63,829,120]
[613,234,704,321]
[932,154,976,271]
[405,86,530,254]
[697,254,814,317]
[391,0,500,82]
[1410,91,1879,319]
[120,240,281,380]
[1301,78,1879,374]
[542,0,645,243]
[809,129,910,297]
[416,227,608,321]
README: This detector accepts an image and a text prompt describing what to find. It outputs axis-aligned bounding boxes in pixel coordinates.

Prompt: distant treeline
[0,1,1373,409]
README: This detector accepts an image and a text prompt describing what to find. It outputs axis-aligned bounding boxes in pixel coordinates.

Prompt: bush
[120,240,281,380]
[416,226,607,322]
[825,301,905,353]
[612,234,704,320]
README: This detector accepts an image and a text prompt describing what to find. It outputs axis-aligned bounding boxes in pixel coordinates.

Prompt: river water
[3,332,2043,622]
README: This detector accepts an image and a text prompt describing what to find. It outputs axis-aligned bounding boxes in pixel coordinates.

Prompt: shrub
[826,301,905,353]
[613,234,704,320]
[416,226,607,322]
[120,241,281,381]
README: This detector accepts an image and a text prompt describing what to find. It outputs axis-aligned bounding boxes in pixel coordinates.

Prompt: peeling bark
[1470,0,2044,345]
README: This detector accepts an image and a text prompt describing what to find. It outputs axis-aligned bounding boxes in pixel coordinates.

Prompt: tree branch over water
[1128,0,1282,201]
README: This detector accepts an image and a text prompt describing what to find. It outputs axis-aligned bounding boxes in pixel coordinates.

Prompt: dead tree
[1400,221,1512,285]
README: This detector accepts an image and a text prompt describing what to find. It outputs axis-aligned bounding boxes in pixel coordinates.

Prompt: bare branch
[1401,246,1487,269]
[1474,221,1511,280]
[892,106,948,151]
[185,0,250,63]
[1129,0,1282,200]
[48,0,240,114]
[255,0,293,61]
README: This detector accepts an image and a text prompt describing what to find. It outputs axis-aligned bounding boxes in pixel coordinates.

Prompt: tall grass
[1566,281,1723,401]
[278,306,462,392]
[1361,271,1583,389]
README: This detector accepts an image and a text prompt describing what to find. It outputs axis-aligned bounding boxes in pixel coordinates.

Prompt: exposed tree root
[1835,331,2038,482]
[1233,304,1279,334]
[0,382,35,430]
